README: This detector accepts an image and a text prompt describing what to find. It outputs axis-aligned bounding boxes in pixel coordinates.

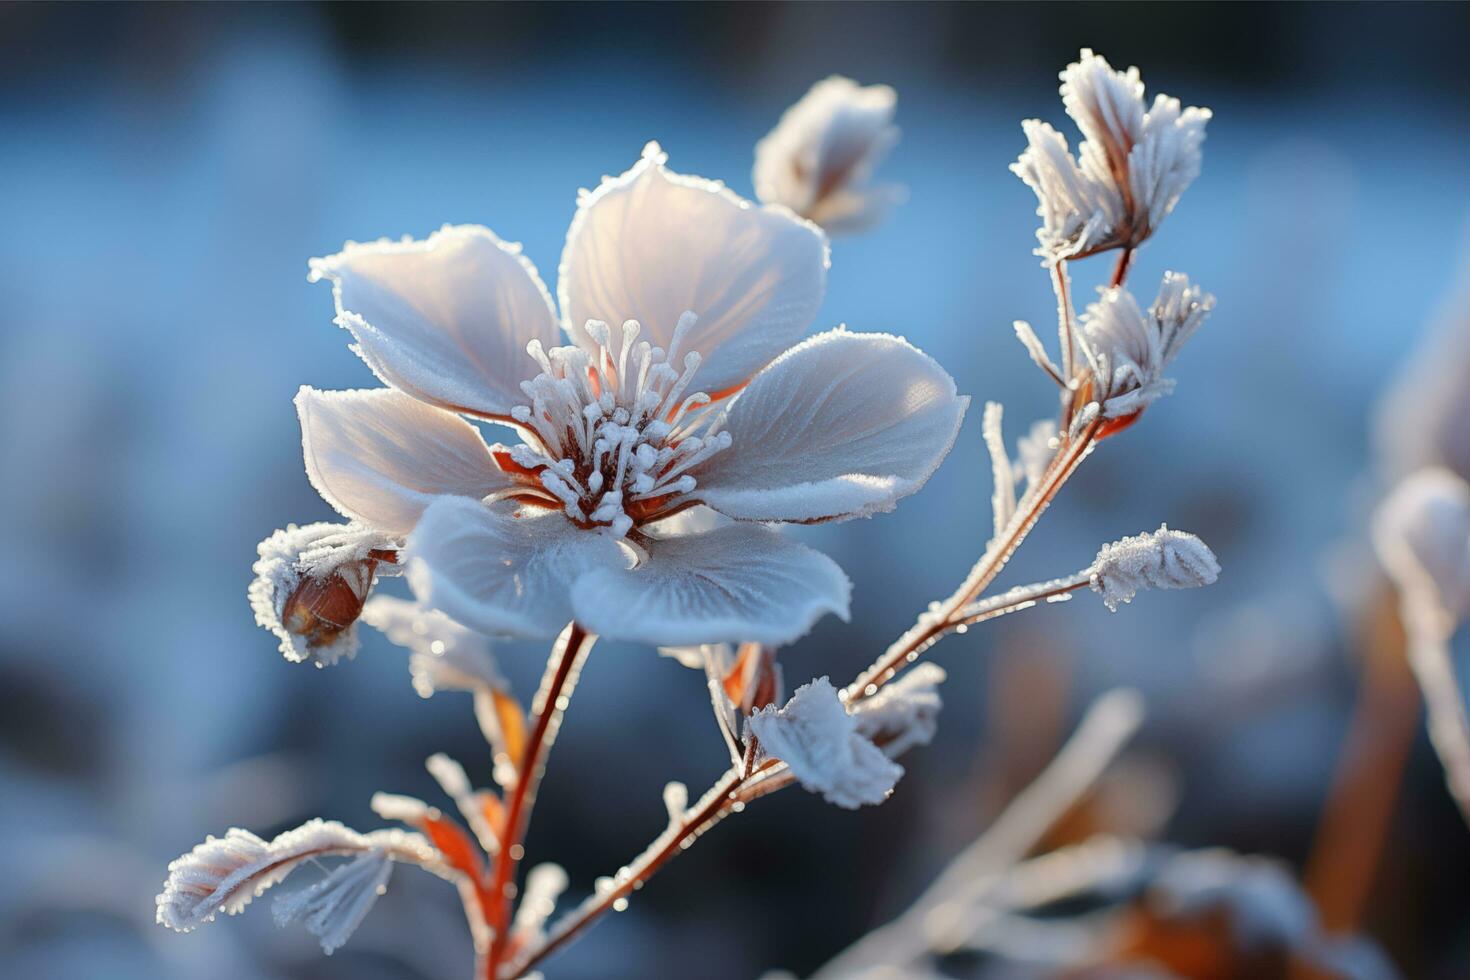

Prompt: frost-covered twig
[812,689,1146,977]
[485,623,596,973]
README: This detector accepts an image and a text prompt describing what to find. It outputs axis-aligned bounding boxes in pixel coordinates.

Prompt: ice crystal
[748,677,902,809]
[1089,524,1220,611]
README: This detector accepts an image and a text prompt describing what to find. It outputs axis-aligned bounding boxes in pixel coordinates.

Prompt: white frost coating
[248,522,394,666]
[272,850,394,954]
[1089,524,1220,611]
[1012,49,1210,261]
[1078,273,1214,420]
[1015,419,1058,494]
[1150,849,1315,951]
[851,663,946,758]
[1374,468,1470,629]
[662,781,690,824]
[370,792,431,826]
[694,330,970,523]
[512,863,570,945]
[753,76,903,234]
[982,402,1016,541]
[361,595,505,696]
[155,819,437,934]
[748,677,902,809]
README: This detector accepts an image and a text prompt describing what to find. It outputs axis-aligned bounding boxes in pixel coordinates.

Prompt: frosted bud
[851,663,946,758]
[748,677,902,810]
[754,75,902,234]
[249,522,396,666]
[1090,525,1220,611]
[511,863,570,946]
[1374,468,1470,631]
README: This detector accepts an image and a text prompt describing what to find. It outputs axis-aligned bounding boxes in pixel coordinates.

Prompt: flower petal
[693,330,969,523]
[309,225,557,418]
[558,143,829,394]
[571,522,850,646]
[406,497,628,639]
[298,387,516,536]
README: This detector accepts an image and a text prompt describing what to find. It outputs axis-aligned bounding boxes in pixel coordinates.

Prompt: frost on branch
[851,663,946,758]
[249,522,397,666]
[273,850,393,954]
[512,862,570,948]
[748,677,902,809]
[1012,48,1210,261]
[1089,525,1220,611]
[1078,272,1214,422]
[660,642,784,764]
[156,819,437,937]
[754,75,902,234]
[1374,467,1470,631]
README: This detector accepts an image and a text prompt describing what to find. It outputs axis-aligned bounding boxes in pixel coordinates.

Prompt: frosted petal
[309,225,557,418]
[406,497,628,639]
[297,387,515,536]
[694,330,968,522]
[559,142,829,393]
[573,523,850,646]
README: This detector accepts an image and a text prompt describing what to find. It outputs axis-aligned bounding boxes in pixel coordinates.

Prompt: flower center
[508,312,731,537]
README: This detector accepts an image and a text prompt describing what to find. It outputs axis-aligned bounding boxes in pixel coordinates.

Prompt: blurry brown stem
[486,623,596,973]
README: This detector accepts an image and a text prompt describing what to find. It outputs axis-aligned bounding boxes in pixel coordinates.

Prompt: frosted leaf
[657,643,726,671]
[693,330,969,523]
[249,522,396,666]
[748,677,902,809]
[560,141,829,395]
[272,850,393,954]
[1374,468,1470,629]
[308,224,560,419]
[1015,419,1058,493]
[1013,49,1210,261]
[573,523,850,646]
[156,819,436,934]
[361,595,504,697]
[1149,849,1315,951]
[851,663,946,758]
[1078,273,1214,421]
[753,75,903,235]
[370,792,431,826]
[982,402,1016,540]
[511,863,569,946]
[1090,524,1220,611]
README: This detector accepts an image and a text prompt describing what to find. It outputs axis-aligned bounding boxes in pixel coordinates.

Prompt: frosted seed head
[1090,524,1220,611]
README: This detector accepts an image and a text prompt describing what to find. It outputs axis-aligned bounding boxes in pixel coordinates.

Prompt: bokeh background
[5,2,1470,977]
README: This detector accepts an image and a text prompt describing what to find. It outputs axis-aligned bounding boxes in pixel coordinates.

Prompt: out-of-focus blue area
[3,3,1469,978]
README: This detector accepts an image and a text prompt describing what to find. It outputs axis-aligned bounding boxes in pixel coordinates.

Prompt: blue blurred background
[4,2,1470,977]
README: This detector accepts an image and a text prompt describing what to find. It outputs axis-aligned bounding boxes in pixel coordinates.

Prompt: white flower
[1374,468,1470,630]
[1013,49,1211,261]
[1090,524,1220,612]
[303,143,968,646]
[156,819,437,935]
[1078,272,1214,423]
[248,522,397,666]
[748,677,902,809]
[753,76,903,234]
[851,663,946,758]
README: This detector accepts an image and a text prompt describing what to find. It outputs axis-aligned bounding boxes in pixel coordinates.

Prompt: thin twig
[1108,246,1134,289]
[812,688,1146,977]
[485,623,597,974]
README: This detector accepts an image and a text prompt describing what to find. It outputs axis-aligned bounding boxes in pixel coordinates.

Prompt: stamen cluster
[507,312,731,537]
